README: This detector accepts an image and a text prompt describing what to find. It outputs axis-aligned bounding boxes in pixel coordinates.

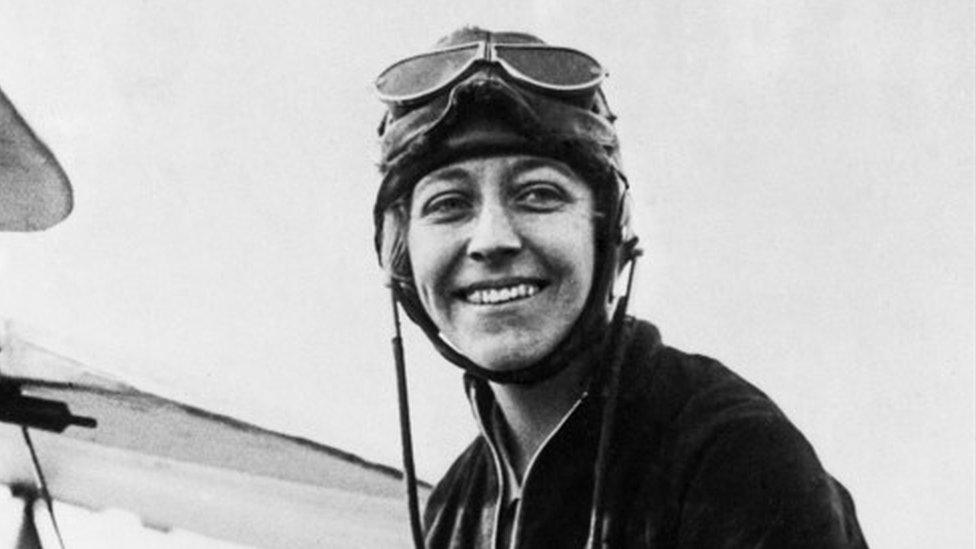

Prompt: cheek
[564,237,596,306]
[535,217,596,291]
[406,227,454,316]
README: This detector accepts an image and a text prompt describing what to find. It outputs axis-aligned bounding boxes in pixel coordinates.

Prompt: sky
[0,1,973,548]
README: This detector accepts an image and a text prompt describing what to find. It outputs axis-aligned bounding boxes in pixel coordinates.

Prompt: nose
[466,201,521,263]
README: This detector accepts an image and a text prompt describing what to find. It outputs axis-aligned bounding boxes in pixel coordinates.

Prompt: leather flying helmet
[373,27,637,385]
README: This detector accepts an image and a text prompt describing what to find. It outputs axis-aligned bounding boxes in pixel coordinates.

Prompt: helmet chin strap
[433,326,606,385]
[389,289,426,549]
[395,224,638,388]
[586,250,640,549]
[390,273,609,385]
[426,240,639,386]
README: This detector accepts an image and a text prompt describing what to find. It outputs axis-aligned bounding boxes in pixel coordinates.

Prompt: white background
[0,2,973,548]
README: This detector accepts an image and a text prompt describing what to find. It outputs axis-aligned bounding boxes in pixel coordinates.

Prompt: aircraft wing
[0,328,425,548]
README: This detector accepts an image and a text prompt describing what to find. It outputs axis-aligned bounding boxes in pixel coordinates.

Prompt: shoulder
[618,318,866,547]
[620,318,783,429]
[422,436,493,531]
[621,317,822,477]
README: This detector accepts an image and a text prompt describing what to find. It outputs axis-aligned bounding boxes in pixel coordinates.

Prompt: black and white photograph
[1,2,972,548]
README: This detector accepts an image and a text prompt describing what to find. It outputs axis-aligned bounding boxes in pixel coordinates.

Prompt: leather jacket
[422,319,867,548]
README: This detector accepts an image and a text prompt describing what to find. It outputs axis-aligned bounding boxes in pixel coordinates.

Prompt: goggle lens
[495,45,604,87]
[376,44,481,101]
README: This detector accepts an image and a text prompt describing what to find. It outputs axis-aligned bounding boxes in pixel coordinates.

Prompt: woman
[372,27,867,548]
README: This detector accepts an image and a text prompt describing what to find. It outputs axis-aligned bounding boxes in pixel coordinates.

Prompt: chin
[462,332,552,372]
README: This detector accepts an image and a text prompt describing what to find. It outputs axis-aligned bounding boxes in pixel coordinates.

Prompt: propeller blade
[0,85,73,231]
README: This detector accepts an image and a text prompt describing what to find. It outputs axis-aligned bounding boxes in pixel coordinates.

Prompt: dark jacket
[423,319,867,548]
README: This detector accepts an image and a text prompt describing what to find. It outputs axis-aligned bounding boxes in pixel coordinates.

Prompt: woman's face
[407,154,595,371]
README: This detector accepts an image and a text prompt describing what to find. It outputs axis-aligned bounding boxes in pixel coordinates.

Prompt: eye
[515,183,569,211]
[420,191,472,219]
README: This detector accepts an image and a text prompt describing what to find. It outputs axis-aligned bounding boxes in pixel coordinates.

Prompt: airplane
[1,85,426,548]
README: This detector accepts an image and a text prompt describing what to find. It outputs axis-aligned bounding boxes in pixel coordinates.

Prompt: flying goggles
[375,40,607,106]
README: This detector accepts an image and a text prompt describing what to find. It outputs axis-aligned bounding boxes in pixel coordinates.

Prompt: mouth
[455,279,549,306]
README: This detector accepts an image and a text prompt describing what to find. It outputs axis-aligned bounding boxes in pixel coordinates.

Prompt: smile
[460,282,546,305]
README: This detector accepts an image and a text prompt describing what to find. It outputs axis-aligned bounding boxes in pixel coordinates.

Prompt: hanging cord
[2,345,90,549]
[390,289,426,549]
[1,352,66,549]
[21,426,67,549]
[585,253,640,549]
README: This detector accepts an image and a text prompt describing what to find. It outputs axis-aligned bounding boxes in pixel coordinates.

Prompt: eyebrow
[417,166,473,187]
[413,157,578,197]
[508,157,577,180]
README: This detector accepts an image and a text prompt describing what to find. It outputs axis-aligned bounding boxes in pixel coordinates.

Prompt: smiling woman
[407,155,595,371]
[371,27,868,549]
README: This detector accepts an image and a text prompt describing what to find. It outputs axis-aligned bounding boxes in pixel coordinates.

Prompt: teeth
[466,283,540,305]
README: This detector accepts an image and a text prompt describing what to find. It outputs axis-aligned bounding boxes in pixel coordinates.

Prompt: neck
[488,355,591,479]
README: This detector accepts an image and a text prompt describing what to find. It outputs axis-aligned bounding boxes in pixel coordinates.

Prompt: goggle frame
[375,40,608,107]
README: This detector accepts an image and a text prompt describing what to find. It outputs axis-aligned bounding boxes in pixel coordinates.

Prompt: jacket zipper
[500,393,589,549]
[468,384,508,549]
